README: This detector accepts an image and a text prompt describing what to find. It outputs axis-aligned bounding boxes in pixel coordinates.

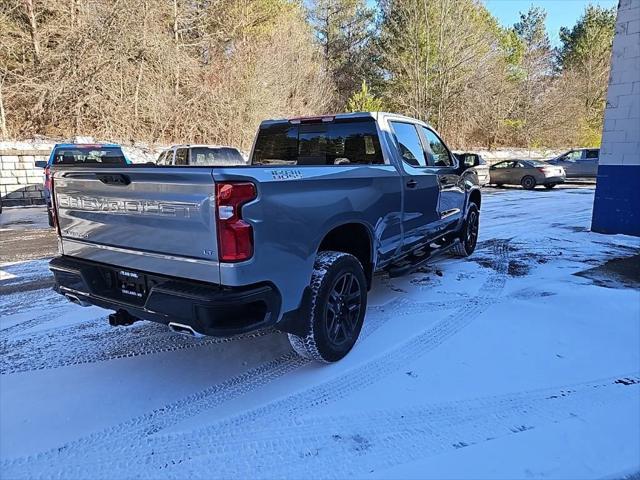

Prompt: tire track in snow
[0,258,52,289]
[0,289,413,476]
[0,294,456,375]
[1,261,459,374]
[109,240,510,468]
[163,374,640,479]
[0,318,277,374]
[0,288,69,330]
[3,241,511,477]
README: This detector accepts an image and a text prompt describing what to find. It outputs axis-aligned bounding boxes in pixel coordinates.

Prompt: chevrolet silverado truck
[49,112,481,363]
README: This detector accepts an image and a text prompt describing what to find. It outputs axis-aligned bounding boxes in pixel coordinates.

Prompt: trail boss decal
[271,170,303,180]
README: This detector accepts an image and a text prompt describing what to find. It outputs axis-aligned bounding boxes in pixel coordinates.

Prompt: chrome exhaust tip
[64,293,90,307]
[168,322,204,338]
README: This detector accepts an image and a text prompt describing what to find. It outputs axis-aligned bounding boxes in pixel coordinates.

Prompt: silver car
[489,159,566,189]
[157,144,246,166]
[545,148,599,178]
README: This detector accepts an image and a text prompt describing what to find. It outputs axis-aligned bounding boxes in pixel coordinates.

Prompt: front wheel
[451,203,480,257]
[288,251,367,363]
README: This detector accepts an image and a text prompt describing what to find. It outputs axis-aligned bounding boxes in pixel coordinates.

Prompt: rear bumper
[49,256,281,336]
[543,175,565,184]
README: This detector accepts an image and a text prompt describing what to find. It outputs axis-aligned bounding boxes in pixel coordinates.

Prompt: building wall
[0,149,50,206]
[592,0,640,236]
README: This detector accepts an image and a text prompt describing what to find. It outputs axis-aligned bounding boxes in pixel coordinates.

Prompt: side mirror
[35,160,47,168]
[461,153,479,169]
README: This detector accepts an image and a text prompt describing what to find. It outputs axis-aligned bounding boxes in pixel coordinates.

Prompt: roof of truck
[261,112,434,128]
[161,145,241,150]
[53,143,122,149]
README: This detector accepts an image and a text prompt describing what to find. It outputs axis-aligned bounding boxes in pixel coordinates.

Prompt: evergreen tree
[510,6,554,146]
[558,5,616,145]
[307,0,375,105]
[346,80,383,112]
[375,0,503,143]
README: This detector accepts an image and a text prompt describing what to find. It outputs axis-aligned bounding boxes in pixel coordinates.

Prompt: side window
[493,161,515,169]
[157,151,170,165]
[586,149,599,159]
[422,128,452,167]
[175,148,188,166]
[564,150,581,161]
[390,121,426,167]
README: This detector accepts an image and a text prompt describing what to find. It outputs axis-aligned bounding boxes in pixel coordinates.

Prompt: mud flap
[275,286,313,337]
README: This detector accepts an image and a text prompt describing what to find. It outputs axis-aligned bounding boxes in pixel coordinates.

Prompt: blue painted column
[591,0,640,237]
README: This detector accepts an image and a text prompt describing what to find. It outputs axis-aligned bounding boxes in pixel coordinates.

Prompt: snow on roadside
[0,187,638,479]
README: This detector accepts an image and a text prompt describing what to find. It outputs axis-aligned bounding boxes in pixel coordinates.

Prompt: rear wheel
[451,203,479,257]
[544,183,556,189]
[521,176,536,190]
[288,251,367,363]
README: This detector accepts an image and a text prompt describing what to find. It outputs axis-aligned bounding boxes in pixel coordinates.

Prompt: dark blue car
[36,144,128,226]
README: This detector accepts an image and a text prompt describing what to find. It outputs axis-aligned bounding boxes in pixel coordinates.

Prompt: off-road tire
[521,175,536,190]
[544,183,556,189]
[451,203,480,257]
[288,251,367,363]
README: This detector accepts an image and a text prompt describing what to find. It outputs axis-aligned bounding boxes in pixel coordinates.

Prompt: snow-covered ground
[0,187,639,479]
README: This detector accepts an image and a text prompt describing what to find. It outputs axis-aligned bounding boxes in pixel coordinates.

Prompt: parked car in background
[489,159,565,190]
[36,144,128,227]
[157,145,246,166]
[455,152,490,186]
[546,148,599,178]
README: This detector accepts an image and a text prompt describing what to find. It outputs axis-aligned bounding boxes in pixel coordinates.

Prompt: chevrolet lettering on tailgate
[57,194,200,218]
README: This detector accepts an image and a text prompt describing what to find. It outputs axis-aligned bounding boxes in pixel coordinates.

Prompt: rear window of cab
[252,118,383,166]
[52,146,127,166]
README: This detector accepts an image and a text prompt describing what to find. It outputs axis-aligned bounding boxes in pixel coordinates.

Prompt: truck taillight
[215,182,256,262]
[44,166,51,191]
[50,173,60,234]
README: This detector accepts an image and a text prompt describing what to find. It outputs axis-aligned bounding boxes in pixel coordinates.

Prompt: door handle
[406,179,418,188]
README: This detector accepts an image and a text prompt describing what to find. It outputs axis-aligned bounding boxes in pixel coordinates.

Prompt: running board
[387,237,460,278]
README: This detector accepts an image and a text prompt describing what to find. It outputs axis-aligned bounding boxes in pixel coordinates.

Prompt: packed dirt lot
[1,185,639,479]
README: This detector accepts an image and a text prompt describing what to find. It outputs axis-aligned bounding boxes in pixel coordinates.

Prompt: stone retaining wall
[0,149,50,206]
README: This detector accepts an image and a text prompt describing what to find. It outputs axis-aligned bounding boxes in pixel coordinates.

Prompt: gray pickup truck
[49,112,482,362]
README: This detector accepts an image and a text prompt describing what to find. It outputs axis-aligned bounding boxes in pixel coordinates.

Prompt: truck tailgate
[53,167,220,283]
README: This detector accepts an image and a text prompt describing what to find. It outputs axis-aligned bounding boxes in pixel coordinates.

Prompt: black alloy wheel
[464,207,479,253]
[325,272,362,347]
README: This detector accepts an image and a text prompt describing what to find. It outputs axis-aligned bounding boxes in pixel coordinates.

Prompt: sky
[483,0,618,46]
